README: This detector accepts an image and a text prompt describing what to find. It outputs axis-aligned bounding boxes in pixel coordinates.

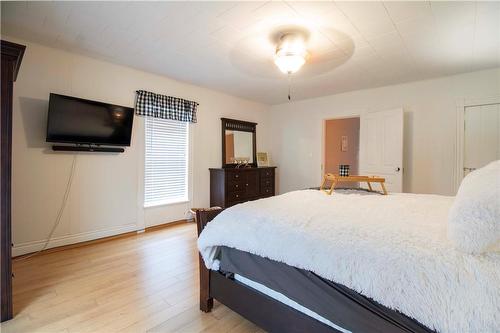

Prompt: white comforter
[198,190,500,333]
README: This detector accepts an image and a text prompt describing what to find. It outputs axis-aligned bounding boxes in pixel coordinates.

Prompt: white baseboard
[12,223,138,257]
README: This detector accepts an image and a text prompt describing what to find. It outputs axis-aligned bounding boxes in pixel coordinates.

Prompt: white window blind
[144,117,189,207]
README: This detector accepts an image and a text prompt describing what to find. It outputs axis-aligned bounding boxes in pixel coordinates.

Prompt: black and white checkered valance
[135,90,198,123]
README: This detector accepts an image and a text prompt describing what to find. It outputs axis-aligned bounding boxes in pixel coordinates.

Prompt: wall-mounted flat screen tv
[46,93,134,146]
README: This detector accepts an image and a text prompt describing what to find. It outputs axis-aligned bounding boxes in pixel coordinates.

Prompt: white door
[464,104,500,176]
[359,108,404,193]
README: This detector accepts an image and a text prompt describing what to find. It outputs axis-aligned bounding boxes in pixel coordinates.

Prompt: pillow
[448,160,500,254]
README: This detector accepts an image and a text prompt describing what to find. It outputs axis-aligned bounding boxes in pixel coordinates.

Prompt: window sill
[144,199,189,208]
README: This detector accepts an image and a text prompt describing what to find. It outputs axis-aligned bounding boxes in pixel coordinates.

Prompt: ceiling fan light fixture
[274,54,306,74]
[274,33,308,74]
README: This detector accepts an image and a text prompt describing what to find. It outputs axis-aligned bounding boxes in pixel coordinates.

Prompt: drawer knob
[266,189,270,193]
[236,194,239,198]
[246,183,249,186]
[235,175,239,178]
[235,184,238,188]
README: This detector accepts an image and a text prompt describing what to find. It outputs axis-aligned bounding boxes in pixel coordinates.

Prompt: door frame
[321,115,361,182]
[454,96,500,192]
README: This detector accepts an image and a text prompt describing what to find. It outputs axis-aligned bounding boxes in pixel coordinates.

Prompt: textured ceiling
[2,1,499,104]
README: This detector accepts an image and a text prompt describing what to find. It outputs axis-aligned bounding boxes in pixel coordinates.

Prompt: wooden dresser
[209,167,276,208]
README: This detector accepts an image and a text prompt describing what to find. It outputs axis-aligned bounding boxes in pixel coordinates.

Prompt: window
[144,117,189,207]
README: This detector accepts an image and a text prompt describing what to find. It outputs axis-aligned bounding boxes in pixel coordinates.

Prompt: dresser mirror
[221,118,257,168]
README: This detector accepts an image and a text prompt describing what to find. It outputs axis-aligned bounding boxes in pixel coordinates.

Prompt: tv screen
[46,93,134,146]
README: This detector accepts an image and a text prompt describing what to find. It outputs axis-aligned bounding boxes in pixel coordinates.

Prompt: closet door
[464,104,500,176]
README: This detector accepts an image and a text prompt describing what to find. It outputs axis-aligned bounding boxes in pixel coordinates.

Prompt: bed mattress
[199,190,500,333]
[218,246,433,333]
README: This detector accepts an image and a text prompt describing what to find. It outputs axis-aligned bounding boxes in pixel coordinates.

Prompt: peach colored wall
[324,117,359,187]
[225,133,234,163]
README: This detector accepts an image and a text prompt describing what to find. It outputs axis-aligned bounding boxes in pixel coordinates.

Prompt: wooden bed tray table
[320,173,388,195]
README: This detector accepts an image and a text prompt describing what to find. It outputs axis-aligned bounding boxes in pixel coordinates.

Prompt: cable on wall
[15,154,78,261]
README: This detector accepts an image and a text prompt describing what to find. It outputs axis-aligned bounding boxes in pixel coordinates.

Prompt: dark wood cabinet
[1,40,25,322]
[210,167,276,208]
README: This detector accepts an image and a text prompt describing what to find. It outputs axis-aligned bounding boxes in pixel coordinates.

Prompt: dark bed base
[211,270,338,333]
[195,208,433,333]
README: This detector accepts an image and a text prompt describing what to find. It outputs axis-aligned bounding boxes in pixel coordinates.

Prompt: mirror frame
[221,118,257,168]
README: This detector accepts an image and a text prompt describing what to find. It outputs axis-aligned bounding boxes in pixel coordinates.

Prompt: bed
[196,186,500,333]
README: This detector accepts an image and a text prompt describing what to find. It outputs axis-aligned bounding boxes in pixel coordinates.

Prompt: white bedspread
[198,190,500,333]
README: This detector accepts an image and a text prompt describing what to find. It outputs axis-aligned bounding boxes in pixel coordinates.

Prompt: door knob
[396,167,401,172]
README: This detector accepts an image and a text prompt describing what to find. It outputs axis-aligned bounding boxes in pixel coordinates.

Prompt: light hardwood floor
[1,223,264,333]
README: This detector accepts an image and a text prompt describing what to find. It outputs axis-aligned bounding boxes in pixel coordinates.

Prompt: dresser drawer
[226,181,245,193]
[228,180,257,196]
[261,177,273,188]
[226,171,243,181]
[260,168,274,178]
[261,186,273,197]
[227,190,246,202]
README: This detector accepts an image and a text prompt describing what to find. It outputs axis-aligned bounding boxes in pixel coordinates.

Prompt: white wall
[10,38,271,256]
[9,36,500,256]
[270,68,500,196]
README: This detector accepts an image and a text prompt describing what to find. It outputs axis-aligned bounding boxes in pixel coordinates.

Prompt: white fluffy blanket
[198,190,500,333]
[448,160,500,253]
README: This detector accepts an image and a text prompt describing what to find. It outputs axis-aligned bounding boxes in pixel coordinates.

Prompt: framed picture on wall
[341,135,348,152]
[256,152,269,167]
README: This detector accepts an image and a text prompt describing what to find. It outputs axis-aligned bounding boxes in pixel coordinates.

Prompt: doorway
[323,117,360,188]
[463,103,500,176]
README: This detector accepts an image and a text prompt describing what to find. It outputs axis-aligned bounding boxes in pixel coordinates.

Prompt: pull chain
[287,73,292,101]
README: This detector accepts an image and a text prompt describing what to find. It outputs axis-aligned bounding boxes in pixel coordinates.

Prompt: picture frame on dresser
[256,152,269,167]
